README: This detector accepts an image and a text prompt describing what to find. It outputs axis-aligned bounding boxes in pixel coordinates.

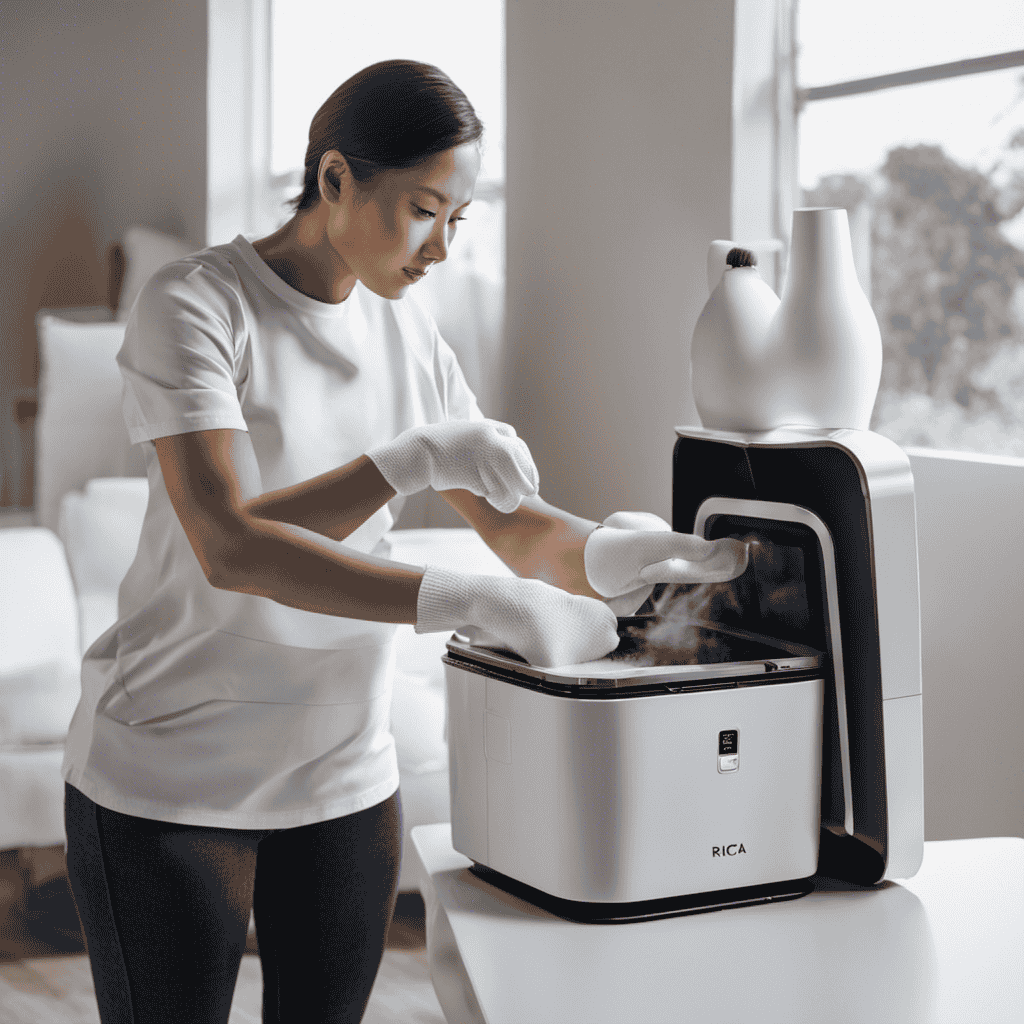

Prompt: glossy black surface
[608,619,812,667]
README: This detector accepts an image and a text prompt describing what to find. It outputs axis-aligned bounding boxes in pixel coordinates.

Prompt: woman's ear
[317,151,350,204]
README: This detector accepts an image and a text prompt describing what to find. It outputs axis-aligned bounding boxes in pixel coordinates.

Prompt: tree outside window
[797,1,1024,456]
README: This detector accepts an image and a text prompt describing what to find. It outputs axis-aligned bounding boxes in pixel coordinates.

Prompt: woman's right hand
[414,567,620,668]
[367,419,540,514]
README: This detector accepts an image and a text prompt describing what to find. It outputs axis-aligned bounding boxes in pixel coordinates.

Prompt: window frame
[793,10,1024,456]
[214,0,506,242]
[796,46,1024,109]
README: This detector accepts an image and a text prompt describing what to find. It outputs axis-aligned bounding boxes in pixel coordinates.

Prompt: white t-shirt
[61,234,484,829]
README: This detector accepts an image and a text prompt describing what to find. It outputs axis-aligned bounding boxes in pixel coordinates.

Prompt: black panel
[817,828,886,887]
[672,437,757,530]
[672,435,889,885]
[469,863,814,924]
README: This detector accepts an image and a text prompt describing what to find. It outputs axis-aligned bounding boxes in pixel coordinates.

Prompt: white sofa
[0,509,510,892]
[0,304,514,894]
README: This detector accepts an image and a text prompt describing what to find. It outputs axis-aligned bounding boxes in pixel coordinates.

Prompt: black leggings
[64,782,402,1024]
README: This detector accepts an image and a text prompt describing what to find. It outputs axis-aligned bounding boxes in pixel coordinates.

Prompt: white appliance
[443,426,924,922]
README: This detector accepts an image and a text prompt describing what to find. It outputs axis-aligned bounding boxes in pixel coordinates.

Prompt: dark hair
[288,59,485,213]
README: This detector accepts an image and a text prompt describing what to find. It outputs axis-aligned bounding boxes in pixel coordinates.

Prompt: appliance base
[468,864,815,924]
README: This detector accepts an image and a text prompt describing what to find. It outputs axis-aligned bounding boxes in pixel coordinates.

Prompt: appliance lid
[444,620,823,693]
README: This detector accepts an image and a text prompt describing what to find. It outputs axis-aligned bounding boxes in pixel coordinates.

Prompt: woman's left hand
[583,511,749,615]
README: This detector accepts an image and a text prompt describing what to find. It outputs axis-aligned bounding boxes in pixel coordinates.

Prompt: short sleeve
[118,260,249,444]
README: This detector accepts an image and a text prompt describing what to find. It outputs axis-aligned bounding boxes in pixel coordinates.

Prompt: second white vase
[760,207,882,431]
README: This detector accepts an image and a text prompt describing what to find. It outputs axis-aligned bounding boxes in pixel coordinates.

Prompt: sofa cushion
[59,478,149,598]
[0,661,78,746]
[77,594,120,660]
[0,747,68,849]
[0,528,80,669]
[35,316,146,535]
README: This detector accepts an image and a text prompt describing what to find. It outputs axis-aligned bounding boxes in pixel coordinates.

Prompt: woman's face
[323,142,481,300]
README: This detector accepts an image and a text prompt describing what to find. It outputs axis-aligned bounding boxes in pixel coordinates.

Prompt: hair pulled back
[288,59,484,213]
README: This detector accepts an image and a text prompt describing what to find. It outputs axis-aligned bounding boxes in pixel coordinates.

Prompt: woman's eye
[414,205,467,225]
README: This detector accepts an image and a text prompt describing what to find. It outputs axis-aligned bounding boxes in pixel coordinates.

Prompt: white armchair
[0,528,81,851]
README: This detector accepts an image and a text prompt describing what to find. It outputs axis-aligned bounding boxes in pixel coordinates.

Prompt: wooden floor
[0,846,447,1023]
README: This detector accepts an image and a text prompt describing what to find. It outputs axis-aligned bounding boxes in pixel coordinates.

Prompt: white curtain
[409,196,506,422]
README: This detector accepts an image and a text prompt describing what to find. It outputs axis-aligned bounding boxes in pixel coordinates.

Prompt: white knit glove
[584,511,750,616]
[415,566,620,668]
[367,420,540,514]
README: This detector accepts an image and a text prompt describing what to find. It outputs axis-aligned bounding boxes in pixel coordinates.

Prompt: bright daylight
[798,0,1024,455]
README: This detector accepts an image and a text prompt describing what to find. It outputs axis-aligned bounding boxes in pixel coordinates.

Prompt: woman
[62,60,746,1023]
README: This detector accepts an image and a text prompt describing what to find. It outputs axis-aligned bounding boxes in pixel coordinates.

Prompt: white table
[411,824,1023,1024]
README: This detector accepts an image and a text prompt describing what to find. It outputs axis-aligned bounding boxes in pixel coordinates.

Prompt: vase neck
[787,208,858,287]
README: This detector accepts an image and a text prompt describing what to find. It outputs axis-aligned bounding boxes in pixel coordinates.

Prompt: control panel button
[718,754,739,772]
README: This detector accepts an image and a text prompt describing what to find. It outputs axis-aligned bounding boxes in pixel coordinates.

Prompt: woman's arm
[154,428,423,622]
[439,489,604,599]
[239,418,539,541]
[441,491,749,609]
[241,453,397,542]
[151,428,621,667]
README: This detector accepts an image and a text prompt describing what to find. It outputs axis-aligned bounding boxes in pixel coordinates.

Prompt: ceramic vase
[690,208,883,432]
[760,207,882,430]
[690,244,781,431]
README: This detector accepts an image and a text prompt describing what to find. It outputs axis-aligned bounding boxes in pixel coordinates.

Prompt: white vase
[759,207,882,431]
[689,209,882,432]
[690,243,781,431]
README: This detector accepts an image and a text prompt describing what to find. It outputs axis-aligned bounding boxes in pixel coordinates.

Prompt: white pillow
[35,316,146,535]
[390,627,451,775]
[78,593,120,660]
[115,225,196,322]
[0,660,79,746]
[59,477,149,596]
[0,527,81,669]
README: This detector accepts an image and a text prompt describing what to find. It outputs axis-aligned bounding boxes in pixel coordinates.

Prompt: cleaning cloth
[584,511,749,615]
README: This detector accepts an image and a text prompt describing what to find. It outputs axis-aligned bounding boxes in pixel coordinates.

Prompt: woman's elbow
[178,518,252,591]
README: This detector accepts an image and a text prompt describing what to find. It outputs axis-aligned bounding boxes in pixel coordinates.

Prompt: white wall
[909,449,1024,841]
[503,0,736,524]
[0,0,208,507]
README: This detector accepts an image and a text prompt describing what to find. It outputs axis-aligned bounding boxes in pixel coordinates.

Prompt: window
[796,1,1024,457]
[258,0,507,418]
[267,0,504,278]
[270,3,503,184]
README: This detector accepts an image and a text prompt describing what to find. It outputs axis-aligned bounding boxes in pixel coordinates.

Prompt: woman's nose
[423,220,450,262]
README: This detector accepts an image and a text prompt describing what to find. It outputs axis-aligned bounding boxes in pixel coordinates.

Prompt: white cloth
[587,512,674,616]
[584,513,750,615]
[414,566,620,668]
[61,234,484,829]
